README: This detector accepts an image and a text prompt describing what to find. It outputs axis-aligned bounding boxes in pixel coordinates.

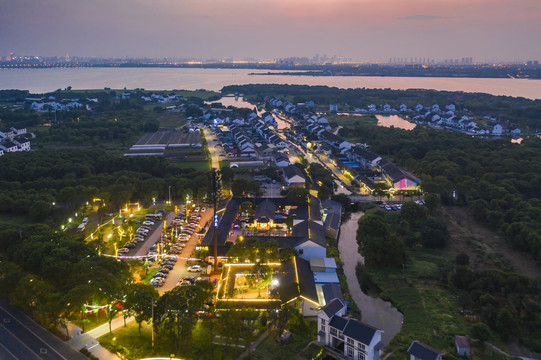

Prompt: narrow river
[338,212,403,345]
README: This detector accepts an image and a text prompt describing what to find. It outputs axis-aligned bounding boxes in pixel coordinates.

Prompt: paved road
[0,299,88,360]
[134,212,176,257]
[158,208,213,294]
[203,127,221,170]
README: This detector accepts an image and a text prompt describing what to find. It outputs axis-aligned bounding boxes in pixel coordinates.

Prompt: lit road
[134,212,176,257]
[0,299,88,360]
[157,208,213,294]
[203,127,221,170]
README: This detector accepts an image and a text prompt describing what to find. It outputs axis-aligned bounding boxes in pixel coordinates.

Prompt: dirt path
[443,206,540,280]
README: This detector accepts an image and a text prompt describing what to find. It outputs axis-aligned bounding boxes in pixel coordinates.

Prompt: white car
[143,220,155,226]
[188,265,202,272]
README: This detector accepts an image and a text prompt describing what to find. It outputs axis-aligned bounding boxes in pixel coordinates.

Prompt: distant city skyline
[1,0,540,62]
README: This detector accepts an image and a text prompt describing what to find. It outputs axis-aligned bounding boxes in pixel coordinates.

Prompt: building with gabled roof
[283,165,306,186]
[379,159,420,190]
[318,298,384,360]
[407,341,443,360]
[454,336,470,357]
[273,153,290,167]
[348,146,382,169]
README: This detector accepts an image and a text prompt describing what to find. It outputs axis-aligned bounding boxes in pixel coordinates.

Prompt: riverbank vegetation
[356,203,541,359]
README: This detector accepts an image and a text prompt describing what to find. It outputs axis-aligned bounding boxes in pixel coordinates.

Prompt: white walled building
[318,299,384,360]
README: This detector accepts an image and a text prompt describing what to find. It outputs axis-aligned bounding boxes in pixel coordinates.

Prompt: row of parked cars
[148,209,205,287]
[149,255,178,287]
[118,220,156,254]
[380,200,424,211]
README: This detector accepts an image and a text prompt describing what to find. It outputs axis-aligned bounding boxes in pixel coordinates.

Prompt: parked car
[188,265,202,272]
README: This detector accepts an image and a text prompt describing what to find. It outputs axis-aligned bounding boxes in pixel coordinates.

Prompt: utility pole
[151,297,154,348]
[209,169,222,273]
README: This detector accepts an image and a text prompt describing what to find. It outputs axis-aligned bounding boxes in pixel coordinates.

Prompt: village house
[407,341,443,360]
[283,165,306,186]
[318,299,384,360]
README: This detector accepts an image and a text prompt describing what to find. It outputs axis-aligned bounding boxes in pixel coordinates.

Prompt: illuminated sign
[214,214,218,227]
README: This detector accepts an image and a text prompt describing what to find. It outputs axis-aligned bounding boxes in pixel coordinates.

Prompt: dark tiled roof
[322,283,344,304]
[283,165,305,181]
[379,159,406,182]
[352,147,380,162]
[274,153,289,162]
[321,298,345,318]
[254,199,276,221]
[296,257,318,302]
[320,130,345,145]
[276,257,317,303]
[295,196,321,222]
[356,174,376,190]
[343,318,377,345]
[202,197,241,247]
[328,315,348,331]
[407,341,442,360]
[292,220,326,247]
[321,199,342,215]
[324,213,341,232]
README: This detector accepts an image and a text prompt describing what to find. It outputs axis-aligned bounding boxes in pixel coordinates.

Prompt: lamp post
[168,185,172,205]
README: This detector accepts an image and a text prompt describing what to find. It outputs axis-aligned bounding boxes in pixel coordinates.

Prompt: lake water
[1,68,540,99]
[207,95,255,109]
[376,115,416,130]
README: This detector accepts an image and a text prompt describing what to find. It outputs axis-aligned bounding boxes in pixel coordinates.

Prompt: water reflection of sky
[375,115,416,130]
[206,95,254,109]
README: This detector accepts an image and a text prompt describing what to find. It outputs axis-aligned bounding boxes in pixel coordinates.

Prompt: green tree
[420,218,450,248]
[220,164,234,183]
[317,184,331,200]
[285,215,294,231]
[399,201,427,227]
[471,322,492,343]
[244,262,273,297]
[357,213,406,267]
[424,193,439,214]
[124,283,159,335]
[286,187,309,205]
[155,285,207,349]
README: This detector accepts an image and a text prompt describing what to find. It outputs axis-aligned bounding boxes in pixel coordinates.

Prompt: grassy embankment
[357,208,523,360]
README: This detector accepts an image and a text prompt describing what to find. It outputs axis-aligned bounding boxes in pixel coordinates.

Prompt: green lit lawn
[99,320,242,360]
[246,321,317,360]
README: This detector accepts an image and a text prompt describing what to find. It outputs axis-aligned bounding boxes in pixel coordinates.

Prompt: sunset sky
[1,0,540,61]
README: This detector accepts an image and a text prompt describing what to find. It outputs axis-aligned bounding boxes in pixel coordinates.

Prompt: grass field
[174,159,210,172]
[247,321,318,360]
[326,113,377,128]
[359,247,516,360]
[100,320,242,360]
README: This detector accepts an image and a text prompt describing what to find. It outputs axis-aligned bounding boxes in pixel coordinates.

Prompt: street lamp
[168,185,172,205]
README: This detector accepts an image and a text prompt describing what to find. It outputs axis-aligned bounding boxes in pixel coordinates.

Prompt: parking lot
[144,206,214,295]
